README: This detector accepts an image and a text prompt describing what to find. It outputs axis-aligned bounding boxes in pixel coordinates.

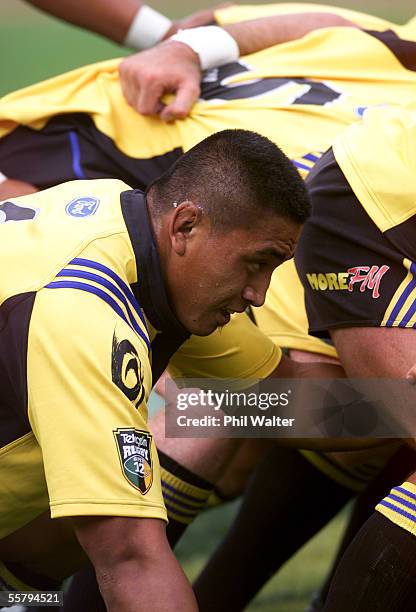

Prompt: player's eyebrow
[256,247,288,261]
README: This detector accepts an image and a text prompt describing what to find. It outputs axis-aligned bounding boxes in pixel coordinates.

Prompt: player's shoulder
[29,178,132,204]
[333,105,416,232]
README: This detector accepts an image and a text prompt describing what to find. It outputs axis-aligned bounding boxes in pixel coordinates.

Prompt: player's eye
[248,260,267,272]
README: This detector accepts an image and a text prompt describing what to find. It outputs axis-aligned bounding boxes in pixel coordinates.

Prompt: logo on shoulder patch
[65,196,99,217]
[0,201,39,223]
[114,428,153,494]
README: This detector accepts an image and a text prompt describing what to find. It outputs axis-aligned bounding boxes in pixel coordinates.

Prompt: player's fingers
[119,62,141,110]
[160,82,200,121]
[121,79,138,110]
[136,80,166,115]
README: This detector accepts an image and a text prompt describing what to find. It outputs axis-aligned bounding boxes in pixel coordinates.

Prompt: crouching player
[0,130,309,610]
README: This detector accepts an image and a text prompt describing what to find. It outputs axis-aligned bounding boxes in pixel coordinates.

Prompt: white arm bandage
[170,26,240,71]
[123,5,172,50]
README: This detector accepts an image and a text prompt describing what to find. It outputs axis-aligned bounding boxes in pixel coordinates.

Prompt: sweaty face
[169,214,301,336]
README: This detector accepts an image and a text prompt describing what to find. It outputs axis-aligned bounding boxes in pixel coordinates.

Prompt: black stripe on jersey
[0,293,34,449]
[120,190,190,381]
[384,214,416,264]
[365,30,416,71]
[0,114,183,191]
[200,62,341,105]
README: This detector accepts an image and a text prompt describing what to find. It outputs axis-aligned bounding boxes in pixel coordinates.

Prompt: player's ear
[169,200,203,255]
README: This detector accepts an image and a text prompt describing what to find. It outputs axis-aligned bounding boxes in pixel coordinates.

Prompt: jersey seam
[0,432,35,456]
[335,138,396,229]
[49,499,166,508]
[309,318,390,333]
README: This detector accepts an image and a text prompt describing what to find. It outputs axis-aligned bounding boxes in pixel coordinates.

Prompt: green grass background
[1,1,413,609]
[176,499,350,611]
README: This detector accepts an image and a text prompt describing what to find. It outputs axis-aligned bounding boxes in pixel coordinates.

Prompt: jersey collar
[120,189,190,379]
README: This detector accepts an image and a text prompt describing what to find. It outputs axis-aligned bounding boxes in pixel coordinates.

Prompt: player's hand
[119,40,202,121]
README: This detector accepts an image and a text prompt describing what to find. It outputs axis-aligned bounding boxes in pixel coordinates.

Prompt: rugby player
[293,103,416,611]
[0,129,309,609]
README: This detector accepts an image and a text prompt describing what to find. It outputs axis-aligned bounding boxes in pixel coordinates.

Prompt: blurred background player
[294,103,416,612]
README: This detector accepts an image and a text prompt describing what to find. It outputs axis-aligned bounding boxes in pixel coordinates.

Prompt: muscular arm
[73,516,197,612]
[331,327,416,441]
[225,11,356,56]
[26,0,141,44]
[26,0,222,46]
[267,354,391,452]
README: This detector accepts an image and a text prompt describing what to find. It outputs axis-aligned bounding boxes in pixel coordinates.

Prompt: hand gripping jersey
[0,179,280,539]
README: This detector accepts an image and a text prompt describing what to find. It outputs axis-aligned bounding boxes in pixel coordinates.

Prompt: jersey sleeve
[27,287,166,522]
[168,312,282,390]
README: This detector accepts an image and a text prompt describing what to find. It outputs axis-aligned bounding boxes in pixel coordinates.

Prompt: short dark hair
[147,129,310,230]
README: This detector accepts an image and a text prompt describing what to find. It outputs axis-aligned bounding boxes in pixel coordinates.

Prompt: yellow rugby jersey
[333,105,416,234]
[253,263,337,357]
[333,104,416,329]
[0,179,173,536]
[0,179,280,538]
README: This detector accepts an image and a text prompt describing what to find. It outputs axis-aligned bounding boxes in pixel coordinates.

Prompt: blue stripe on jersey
[378,499,416,523]
[386,262,416,326]
[68,131,86,180]
[386,493,416,513]
[395,486,416,503]
[399,298,416,328]
[56,269,146,340]
[162,490,203,514]
[163,502,197,519]
[70,258,149,334]
[45,280,150,351]
[161,480,207,505]
[303,153,320,163]
[292,160,311,171]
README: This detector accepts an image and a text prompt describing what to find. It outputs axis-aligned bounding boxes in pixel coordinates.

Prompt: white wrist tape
[124,5,172,50]
[170,26,239,71]
[0,172,7,185]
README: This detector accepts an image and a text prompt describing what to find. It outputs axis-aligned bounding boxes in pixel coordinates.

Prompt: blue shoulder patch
[65,196,100,218]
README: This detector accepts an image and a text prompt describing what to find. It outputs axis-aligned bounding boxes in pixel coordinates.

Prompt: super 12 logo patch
[114,428,153,494]
[65,196,100,217]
